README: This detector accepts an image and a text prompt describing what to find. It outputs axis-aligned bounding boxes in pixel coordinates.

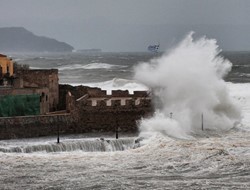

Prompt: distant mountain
[0,27,74,52]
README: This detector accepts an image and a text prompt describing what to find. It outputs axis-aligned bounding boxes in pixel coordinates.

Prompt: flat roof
[0,54,7,57]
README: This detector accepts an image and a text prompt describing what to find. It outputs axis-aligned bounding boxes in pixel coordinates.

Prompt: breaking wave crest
[59,63,124,71]
[134,32,242,139]
[0,138,136,153]
[72,78,148,94]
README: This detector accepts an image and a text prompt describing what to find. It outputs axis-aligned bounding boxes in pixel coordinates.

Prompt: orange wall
[0,56,14,76]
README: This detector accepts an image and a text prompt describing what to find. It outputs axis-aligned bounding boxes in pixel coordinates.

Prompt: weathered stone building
[0,54,59,116]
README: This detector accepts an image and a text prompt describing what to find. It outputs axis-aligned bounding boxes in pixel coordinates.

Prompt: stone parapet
[78,98,151,109]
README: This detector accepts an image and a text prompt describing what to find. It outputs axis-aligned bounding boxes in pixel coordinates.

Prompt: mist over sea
[1,37,250,189]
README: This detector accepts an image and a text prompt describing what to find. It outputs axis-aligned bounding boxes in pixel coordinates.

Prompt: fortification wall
[0,114,76,140]
[74,110,147,133]
[58,84,90,110]
[71,88,151,112]
[0,86,153,140]
[0,101,152,139]
[70,90,153,133]
[87,88,149,98]
[76,98,152,111]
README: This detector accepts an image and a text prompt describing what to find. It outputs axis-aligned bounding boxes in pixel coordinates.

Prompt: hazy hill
[0,27,74,52]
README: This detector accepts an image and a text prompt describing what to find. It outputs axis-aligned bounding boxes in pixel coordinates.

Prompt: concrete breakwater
[0,114,73,140]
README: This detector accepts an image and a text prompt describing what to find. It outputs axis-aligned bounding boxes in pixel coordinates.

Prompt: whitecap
[68,78,148,94]
[58,63,125,71]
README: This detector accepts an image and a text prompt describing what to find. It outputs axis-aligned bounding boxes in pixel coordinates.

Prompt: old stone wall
[65,88,153,133]
[0,114,76,140]
[20,69,59,111]
[0,100,152,139]
[58,84,90,110]
[87,88,149,98]
[0,86,153,140]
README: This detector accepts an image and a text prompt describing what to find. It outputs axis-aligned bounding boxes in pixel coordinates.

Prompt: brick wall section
[0,114,76,140]
[58,84,90,110]
[71,97,153,133]
[20,69,59,111]
[66,87,153,134]
[87,88,107,97]
[0,101,152,139]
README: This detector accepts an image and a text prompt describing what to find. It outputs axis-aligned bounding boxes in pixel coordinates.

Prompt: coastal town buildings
[0,54,58,116]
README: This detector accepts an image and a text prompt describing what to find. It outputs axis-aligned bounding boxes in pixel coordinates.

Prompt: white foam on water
[227,82,250,130]
[134,32,242,139]
[0,82,250,189]
[70,78,148,94]
[58,63,123,71]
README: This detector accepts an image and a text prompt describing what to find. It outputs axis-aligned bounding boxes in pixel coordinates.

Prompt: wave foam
[134,32,242,139]
[70,78,148,94]
[59,63,124,71]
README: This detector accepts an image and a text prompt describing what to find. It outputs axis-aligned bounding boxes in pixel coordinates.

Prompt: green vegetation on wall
[0,94,40,117]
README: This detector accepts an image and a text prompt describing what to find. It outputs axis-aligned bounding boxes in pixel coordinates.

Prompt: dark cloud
[0,0,250,51]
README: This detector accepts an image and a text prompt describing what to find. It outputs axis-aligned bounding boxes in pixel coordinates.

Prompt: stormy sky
[0,0,250,52]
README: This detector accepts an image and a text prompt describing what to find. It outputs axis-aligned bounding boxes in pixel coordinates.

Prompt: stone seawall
[0,105,152,140]
[71,91,153,133]
[75,108,151,133]
[0,86,153,140]
[0,114,76,140]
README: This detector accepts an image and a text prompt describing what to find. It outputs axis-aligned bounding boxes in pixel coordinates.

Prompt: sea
[1,49,250,189]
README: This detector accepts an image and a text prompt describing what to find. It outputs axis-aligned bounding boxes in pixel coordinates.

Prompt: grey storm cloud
[0,0,250,51]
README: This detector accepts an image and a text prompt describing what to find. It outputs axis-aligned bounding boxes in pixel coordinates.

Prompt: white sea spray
[134,32,242,139]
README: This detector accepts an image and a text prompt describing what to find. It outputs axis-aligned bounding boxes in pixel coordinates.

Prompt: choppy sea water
[0,52,250,189]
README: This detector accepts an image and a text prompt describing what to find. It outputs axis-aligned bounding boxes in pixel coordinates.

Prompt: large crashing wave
[134,32,242,139]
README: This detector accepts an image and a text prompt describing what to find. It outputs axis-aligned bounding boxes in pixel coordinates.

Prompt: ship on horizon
[147,44,160,53]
